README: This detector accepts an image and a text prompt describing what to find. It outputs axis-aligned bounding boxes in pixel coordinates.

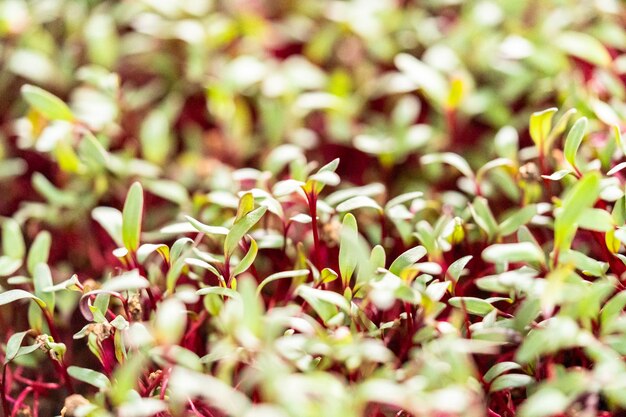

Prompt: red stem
[42,310,74,394]
[2,365,10,417]
[10,387,32,417]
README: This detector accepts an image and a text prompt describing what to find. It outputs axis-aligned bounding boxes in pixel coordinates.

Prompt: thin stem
[10,387,32,417]
[42,309,74,393]
[12,374,60,390]
[160,367,171,400]
[2,365,10,417]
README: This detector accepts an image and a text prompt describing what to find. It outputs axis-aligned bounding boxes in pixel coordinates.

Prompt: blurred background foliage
[2,0,625,198]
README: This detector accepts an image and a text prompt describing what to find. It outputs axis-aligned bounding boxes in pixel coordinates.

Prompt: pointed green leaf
[92,207,124,247]
[68,366,111,390]
[231,238,258,277]
[224,206,267,256]
[0,289,45,308]
[122,182,143,252]
[185,216,229,236]
[470,197,499,239]
[555,31,612,67]
[2,219,25,260]
[484,361,522,383]
[33,263,55,313]
[489,374,533,393]
[420,152,473,178]
[336,196,382,213]
[235,192,255,222]
[563,117,587,170]
[446,255,472,283]
[482,242,545,265]
[27,231,51,275]
[21,84,74,121]
[529,108,557,151]
[339,213,359,286]
[498,205,537,237]
[449,296,495,316]
[256,269,310,294]
[389,246,427,276]
[554,172,600,252]
[4,331,29,364]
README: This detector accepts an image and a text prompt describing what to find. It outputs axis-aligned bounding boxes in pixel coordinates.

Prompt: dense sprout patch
[2,1,626,417]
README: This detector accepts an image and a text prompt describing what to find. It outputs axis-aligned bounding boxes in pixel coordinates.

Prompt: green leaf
[484,361,522,383]
[154,298,187,345]
[389,246,427,276]
[470,197,499,239]
[118,398,166,417]
[516,317,580,364]
[4,331,29,364]
[92,207,124,247]
[420,152,473,178]
[563,117,587,170]
[235,192,255,222]
[140,109,171,165]
[256,269,310,294]
[32,172,78,207]
[224,206,267,257]
[519,388,570,417]
[2,219,25,260]
[555,31,612,67]
[196,286,241,300]
[27,231,51,275]
[542,170,572,181]
[21,84,74,121]
[385,191,423,210]
[446,255,472,283]
[296,285,350,321]
[576,208,614,232]
[395,53,448,106]
[545,108,578,152]
[231,238,258,277]
[0,289,45,308]
[122,182,144,252]
[489,374,533,393]
[529,108,557,151]
[33,263,55,313]
[136,244,170,264]
[601,291,626,334]
[476,158,514,183]
[559,250,608,277]
[101,270,150,292]
[68,366,111,390]
[482,242,545,265]
[498,205,537,237]
[78,131,109,169]
[449,297,495,316]
[554,172,601,252]
[185,216,229,236]
[339,213,359,287]
[336,196,382,213]
[608,162,626,176]
[326,183,385,206]
[168,367,251,416]
[110,353,146,405]
[144,180,189,206]
[0,256,22,277]
[613,125,626,155]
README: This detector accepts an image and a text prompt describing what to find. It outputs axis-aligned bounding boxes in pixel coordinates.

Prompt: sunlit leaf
[122,182,144,252]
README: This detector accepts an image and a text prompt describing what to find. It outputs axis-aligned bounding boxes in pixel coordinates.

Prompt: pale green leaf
[122,182,144,252]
